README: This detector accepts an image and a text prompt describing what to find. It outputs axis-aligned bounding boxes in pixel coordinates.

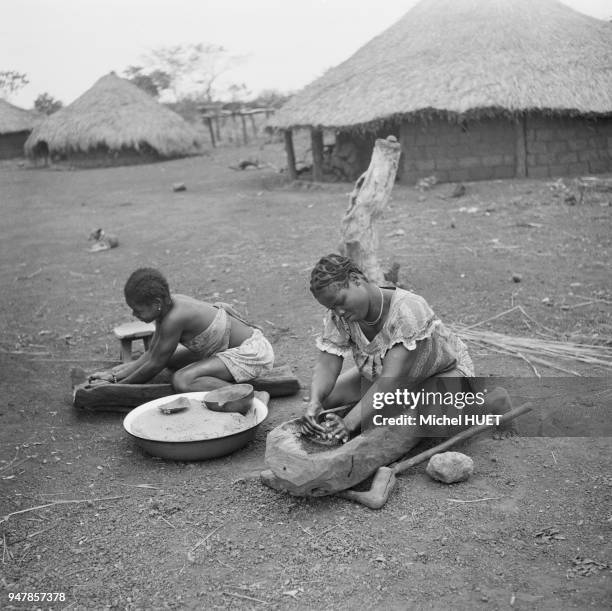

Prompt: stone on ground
[426,451,474,484]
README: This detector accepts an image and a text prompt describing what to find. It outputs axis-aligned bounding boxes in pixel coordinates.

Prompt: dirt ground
[0,139,611,610]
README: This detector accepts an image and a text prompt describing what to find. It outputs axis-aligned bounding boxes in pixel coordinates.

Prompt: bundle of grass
[0,99,41,160]
[451,306,612,377]
[24,72,203,167]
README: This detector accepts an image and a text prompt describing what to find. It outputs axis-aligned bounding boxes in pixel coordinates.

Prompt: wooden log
[264,418,419,496]
[73,383,173,412]
[241,113,248,145]
[310,128,324,182]
[72,365,301,411]
[206,117,216,148]
[284,130,297,180]
[515,114,527,178]
[339,135,401,284]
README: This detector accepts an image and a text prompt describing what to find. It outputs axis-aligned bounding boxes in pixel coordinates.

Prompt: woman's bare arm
[340,344,416,437]
[301,350,344,435]
[119,321,181,384]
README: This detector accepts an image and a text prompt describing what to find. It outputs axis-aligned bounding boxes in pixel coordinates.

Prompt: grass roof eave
[271,106,612,134]
[24,73,203,158]
[0,99,41,134]
[267,0,612,132]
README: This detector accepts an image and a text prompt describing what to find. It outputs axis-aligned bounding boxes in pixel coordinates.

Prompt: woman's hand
[299,401,326,436]
[321,413,350,443]
[88,370,115,384]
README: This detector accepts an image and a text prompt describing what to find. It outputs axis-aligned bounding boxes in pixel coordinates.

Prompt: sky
[2,0,612,108]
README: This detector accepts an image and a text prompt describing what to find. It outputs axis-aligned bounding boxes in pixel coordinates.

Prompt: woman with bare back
[89,268,274,391]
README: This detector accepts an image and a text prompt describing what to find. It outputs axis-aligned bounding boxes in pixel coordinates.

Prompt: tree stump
[339,135,401,284]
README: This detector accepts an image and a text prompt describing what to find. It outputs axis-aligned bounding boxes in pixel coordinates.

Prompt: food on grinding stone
[305,419,343,446]
[131,399,257,442]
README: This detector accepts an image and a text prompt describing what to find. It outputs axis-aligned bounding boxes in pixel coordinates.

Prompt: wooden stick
[459,306,521,331]
[0,350,51,356]
[0,496,124,524]
[390,402,533,477]
[320,403,355,416]
[16,268,43,280]
[574,294,612,306]
[192,524,223,551]
[0,456,31,473]
[222,591,268,605]
[447,497,503,503]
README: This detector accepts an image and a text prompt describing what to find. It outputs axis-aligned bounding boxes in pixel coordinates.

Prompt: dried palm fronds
[451,305,612,376]
[455,327,612,376]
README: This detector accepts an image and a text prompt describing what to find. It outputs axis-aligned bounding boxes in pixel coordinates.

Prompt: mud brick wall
[399,117,516,184]
[397,115,612,185]
[525,115,612,179]
[0,131,29,160]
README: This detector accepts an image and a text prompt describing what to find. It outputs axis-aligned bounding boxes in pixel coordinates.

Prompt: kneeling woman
[89,268,274,391]
[302,253,474,446]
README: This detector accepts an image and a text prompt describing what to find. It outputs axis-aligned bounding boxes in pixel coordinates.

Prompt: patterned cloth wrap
[315,287,473,383]
[182,302,274,383]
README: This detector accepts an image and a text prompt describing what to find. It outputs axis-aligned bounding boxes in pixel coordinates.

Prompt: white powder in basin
[130,399,256,442]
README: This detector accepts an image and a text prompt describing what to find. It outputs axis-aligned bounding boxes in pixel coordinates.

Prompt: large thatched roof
[25,73,202,156]
[271,0,612,130]
[0,99,41,134]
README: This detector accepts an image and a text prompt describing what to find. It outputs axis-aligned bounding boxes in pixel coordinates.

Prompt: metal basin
[123,391,268,460]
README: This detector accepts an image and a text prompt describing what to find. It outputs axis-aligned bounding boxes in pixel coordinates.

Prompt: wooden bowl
[203,384,254,416]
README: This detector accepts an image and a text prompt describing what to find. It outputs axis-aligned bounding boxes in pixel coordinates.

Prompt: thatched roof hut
[0,99,41,159]
[25,73,203,166]
[272,0,612,183]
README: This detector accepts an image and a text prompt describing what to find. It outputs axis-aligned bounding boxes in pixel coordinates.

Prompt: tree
[123,66,171,98]
[143,43,244,102]
[34,92,63,115]
[227,83,251,103]
[251,89,294,109]
[0,70,29,100]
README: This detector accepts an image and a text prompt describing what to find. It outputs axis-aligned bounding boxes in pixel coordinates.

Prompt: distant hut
[25,73,203,167]
[0,99,41,159]
[271,0,612,183]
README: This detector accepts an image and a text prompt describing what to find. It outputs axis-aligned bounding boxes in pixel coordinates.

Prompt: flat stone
[426,451,474,484]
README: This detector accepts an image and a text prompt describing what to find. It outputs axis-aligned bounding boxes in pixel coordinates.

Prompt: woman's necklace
[362,286,385,326]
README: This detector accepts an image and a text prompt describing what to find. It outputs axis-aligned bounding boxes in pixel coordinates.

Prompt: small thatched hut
[271,0,612,183]
[25,73,203,166]
[0,99,41,159]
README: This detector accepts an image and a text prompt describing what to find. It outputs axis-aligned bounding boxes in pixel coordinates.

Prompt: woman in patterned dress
[301,253,475,443]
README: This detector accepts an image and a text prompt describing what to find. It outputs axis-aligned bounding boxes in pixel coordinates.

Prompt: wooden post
[241,113,248,145]
[206,116,216,148]
[249,114,257,137]
[339,135,401,284]
[311,128,324,182]
[284,129,297,180]
[214,116,221,142]
[515,113,527,178]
